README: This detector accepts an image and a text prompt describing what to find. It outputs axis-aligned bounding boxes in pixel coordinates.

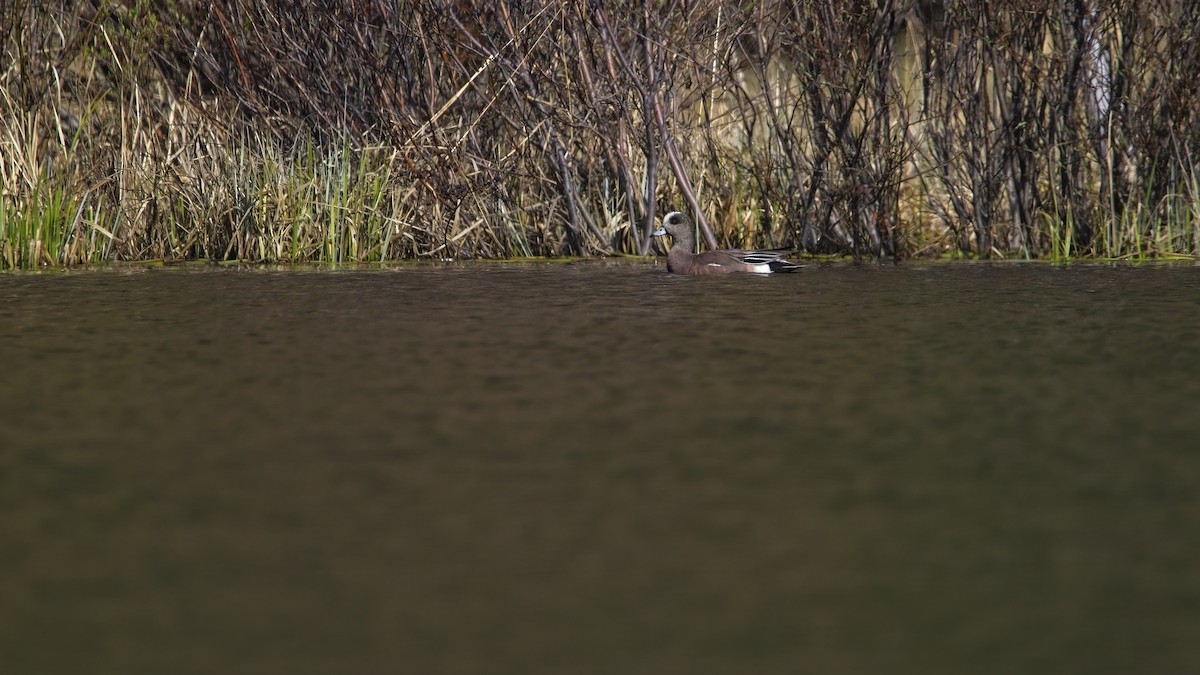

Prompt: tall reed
[3,0,1199,269]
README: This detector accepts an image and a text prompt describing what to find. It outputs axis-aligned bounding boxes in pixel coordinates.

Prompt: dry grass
[3,0,1200,269]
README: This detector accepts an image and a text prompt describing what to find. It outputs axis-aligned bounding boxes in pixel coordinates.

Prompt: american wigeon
[652,211,803,274]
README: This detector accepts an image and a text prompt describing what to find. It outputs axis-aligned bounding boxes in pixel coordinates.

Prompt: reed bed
[3,0,1200,269]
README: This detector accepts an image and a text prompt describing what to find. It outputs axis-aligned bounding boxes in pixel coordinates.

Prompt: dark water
[2,261,1199,674]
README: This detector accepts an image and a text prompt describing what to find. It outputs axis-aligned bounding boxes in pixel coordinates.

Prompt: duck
[652,211,803,274]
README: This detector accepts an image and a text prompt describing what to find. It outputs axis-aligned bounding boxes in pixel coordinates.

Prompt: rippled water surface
[2,261,1199,674]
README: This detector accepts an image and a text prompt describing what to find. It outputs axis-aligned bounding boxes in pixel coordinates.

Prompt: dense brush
[3,1,1200,269]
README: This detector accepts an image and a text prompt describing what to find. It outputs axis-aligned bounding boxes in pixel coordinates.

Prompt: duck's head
[652,211,694,243]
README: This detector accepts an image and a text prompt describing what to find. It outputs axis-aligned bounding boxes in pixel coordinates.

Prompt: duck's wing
[692,249,804,273]
[737,250,805,272]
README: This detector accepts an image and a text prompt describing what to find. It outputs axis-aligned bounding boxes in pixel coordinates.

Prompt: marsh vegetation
[3,0,1200,268]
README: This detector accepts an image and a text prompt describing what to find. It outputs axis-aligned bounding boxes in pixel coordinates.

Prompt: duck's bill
[651,227,667,236]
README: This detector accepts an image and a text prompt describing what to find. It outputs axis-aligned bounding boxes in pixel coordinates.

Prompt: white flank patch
[750,264,772,273]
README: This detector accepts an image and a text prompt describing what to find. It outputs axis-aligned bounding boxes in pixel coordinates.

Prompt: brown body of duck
[652,211,803,275]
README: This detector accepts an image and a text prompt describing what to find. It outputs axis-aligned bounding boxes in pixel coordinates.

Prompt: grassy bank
[3,1,1200,270]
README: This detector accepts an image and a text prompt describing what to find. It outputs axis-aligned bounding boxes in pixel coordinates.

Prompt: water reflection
[2,262,1198,674]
